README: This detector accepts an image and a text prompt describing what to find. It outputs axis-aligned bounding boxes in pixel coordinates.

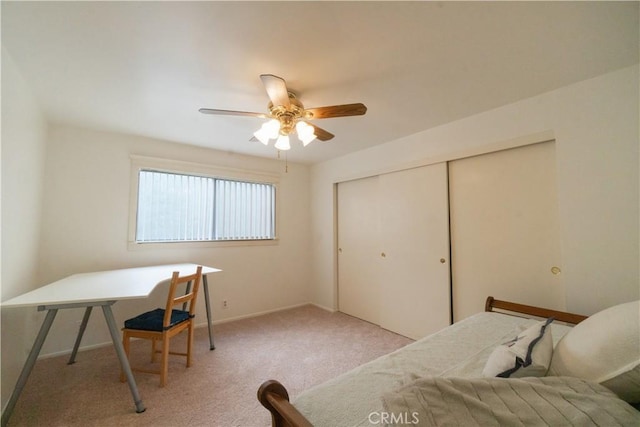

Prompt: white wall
[32,125,312,356]
[310,65,639,316]
[1,48,49,413]
[1,51,312,411]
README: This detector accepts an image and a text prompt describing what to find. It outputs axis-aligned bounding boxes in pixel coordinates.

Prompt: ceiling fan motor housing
[268,94,306,135]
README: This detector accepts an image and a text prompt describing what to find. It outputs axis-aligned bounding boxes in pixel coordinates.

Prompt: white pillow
[483,318,554,378]
[549,300,640,403]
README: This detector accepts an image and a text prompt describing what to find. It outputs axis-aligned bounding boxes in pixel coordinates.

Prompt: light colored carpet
[6,304,412,426]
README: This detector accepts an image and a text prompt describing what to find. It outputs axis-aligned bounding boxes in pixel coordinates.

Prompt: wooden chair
[120,266,202,387]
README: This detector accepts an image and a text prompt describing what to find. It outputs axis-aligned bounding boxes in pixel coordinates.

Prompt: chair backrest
[163,266,203,328]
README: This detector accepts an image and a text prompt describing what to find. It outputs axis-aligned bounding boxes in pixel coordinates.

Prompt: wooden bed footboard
[257,380,313,427]
[258,297,588,427]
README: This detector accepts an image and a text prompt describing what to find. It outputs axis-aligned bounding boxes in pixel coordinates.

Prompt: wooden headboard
[485,296,587,325]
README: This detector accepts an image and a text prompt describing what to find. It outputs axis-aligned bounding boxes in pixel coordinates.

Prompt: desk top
[1,263,221,308]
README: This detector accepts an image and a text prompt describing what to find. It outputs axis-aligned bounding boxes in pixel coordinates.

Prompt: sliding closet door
[449,141,565,321]
[378,163,451,339]
[337,176,380,325]
[337,164,450,339]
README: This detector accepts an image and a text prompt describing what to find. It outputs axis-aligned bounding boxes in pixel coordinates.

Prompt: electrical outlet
[222,299,228,309]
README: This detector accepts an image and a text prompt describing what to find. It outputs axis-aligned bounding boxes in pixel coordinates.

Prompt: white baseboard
[308,302,336,313]
[37,302,331,360]
[38,341,112,360]
[200,302,311,327]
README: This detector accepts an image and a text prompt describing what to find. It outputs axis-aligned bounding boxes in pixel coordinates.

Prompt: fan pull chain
[276,150,288,173]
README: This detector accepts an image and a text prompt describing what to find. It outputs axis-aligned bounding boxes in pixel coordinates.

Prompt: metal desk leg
[1,309,58,427]
[101,304,145,413]
[68,306,93,364]
[202,275,215,350]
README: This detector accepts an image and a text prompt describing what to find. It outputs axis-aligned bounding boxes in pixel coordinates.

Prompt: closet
[449,141,565,321]
[337,163,451,340]
[336,176,381,325]
[337,141,565,339]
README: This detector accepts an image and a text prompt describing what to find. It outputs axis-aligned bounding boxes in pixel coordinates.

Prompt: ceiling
[2,2,638,164]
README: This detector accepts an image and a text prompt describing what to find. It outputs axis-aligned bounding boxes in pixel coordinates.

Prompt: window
[135,169,276,243]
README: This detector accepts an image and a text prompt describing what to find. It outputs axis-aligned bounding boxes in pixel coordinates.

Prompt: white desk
[0,263,221,427]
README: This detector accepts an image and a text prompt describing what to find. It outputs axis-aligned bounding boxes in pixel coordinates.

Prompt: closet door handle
[381,252,386,258]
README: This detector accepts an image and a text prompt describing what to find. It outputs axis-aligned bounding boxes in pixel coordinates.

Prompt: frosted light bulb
[274,134,291,151]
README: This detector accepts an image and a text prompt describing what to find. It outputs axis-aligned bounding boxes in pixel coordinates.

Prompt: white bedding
[293,312,573,427]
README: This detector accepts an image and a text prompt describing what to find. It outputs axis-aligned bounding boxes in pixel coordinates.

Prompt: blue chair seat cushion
[124,308,192,331]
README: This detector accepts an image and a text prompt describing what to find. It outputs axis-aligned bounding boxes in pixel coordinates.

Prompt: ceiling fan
[199,74,367,151]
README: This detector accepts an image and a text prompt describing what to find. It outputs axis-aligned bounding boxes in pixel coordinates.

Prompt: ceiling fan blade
[260,74,291,108]
[307,123,334,141]
[305,103,367,119]
[199,108,268,118]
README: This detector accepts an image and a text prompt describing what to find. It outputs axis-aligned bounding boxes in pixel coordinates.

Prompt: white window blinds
[136,170,275,242]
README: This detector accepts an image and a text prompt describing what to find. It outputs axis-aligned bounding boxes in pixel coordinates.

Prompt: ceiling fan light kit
[200,74,367,151]
[296,121,316,146]
[274,134,290,151]
[254,119,280,145]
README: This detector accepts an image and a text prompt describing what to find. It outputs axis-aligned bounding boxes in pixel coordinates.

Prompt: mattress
[292,311,573,427]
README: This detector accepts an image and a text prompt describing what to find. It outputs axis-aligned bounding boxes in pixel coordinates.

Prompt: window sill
[127,238,280,251]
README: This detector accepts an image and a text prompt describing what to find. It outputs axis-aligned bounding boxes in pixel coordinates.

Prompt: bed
[257,296,640,427]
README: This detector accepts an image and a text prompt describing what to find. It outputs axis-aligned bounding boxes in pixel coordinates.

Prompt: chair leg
[186,322,193,368]
[151,338,157,363]
[160,334,169,387]
[120,332,130,383]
